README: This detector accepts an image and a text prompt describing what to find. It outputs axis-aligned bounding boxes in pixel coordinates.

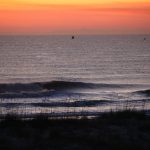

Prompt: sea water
[0,35,150,116]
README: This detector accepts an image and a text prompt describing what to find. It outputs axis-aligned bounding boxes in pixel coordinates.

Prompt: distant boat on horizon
[71,36,75,39]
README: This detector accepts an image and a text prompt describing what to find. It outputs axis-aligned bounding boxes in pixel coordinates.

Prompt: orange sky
[0,0,150,35]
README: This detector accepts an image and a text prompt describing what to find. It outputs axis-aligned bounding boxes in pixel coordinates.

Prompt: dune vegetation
[0,110,150,150]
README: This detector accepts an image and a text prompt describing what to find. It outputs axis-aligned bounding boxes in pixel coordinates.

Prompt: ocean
[0,35,150,116]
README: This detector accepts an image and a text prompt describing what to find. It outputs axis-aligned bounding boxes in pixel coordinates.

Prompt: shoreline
[0,109,150,120]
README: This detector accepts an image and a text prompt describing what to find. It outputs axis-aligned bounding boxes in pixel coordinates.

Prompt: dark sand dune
[0,110,150,150]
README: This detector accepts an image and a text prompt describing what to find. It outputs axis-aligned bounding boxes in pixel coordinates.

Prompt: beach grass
[0,110,150,150]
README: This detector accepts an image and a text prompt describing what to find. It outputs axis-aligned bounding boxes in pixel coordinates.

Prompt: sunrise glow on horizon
[0,0,150,35]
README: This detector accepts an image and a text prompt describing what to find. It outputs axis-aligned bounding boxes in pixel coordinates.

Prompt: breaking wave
[133,89,150,97]
[0,80,140,98]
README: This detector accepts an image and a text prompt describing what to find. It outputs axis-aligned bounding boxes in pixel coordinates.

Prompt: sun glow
[0,0,150,34]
